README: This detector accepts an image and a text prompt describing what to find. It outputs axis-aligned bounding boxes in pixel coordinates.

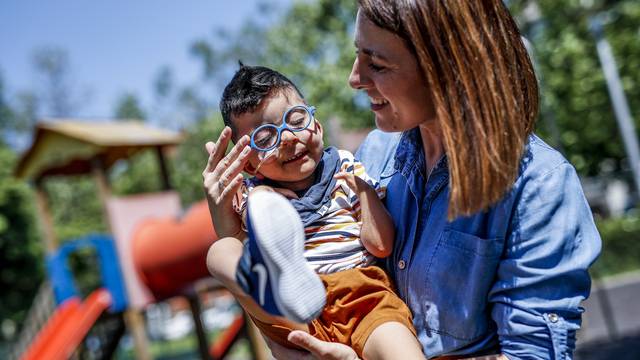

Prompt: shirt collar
[394,127,448,176]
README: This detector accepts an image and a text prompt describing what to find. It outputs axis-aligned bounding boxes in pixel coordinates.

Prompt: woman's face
[349,10,436,132]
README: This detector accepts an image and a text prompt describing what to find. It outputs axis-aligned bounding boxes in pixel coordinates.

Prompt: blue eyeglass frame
[249,104,317,152]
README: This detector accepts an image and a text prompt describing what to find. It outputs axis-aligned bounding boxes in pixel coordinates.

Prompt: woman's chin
[374,116,401,133]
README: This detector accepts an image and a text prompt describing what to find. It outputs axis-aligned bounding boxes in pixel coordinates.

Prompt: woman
[206,1,601,359]
[270,0,601,358]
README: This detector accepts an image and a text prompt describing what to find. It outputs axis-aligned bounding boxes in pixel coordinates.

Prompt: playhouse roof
[15,119,184,180]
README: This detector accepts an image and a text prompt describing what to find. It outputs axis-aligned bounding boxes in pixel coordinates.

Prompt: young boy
[205,64,423,359]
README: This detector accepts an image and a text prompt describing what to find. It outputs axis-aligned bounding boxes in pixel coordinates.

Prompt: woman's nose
[349,57,368,90]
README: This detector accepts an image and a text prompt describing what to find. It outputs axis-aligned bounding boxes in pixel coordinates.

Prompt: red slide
[21,288,113,360]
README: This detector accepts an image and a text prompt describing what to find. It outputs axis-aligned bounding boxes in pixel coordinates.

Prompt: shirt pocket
[424,228,504,342]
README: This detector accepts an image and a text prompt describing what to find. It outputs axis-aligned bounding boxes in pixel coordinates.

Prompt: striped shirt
[235,149,385,274]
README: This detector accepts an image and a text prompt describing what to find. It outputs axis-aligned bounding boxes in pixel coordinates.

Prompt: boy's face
[233,89,324,190]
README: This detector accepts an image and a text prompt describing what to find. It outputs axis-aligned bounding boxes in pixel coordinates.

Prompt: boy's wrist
[353,177,376,195]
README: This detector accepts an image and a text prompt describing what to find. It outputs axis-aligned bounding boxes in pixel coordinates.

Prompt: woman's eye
[368,62,386,72]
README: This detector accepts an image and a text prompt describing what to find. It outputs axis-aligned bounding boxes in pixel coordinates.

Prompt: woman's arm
[334,172,395,258]
[490,162,601,359]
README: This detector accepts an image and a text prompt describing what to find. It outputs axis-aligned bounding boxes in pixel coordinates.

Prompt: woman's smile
[369,96,389,111]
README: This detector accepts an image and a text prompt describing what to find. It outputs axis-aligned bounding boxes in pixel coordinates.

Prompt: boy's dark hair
[220,63,304,135]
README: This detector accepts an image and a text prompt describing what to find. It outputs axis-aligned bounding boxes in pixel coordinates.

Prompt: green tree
[114,93,146,120]
[512,0,640,176]
[109,92,162,196]
[32,47,85,117]
[0,141,43,341]
[0,72,39,150]
[189,0,369,132]
[172,114,226,206]
[0,74,15,137]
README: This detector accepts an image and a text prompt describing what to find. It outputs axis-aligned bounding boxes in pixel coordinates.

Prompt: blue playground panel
[46,234,128,312]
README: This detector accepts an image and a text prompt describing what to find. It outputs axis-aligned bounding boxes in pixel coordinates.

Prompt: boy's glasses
[249,104,316,153]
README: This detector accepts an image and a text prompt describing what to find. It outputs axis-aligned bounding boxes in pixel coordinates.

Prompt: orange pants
[249,266,415,357]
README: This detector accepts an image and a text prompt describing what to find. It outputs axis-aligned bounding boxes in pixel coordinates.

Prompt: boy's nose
[279,130,298,146]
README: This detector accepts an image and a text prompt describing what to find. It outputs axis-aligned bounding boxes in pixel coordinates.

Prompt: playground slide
[21,288,113,360]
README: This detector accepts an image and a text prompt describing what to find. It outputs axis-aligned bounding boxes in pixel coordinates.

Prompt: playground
[7,120,269,359]
[2,1,640,359]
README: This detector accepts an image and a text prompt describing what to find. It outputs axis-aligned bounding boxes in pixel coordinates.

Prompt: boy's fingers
[334,172,356,186]
[211,126,233,165]
[219,145,252,189]
[205,141,215,154]
[219,174,245,201]
[204,146,219,175]
[333,171,351,179]
[203,128,231,174]
[211,135,250,180]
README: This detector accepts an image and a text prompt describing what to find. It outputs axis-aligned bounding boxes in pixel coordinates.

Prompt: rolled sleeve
[354,129,400,186]
[489,162,601,359]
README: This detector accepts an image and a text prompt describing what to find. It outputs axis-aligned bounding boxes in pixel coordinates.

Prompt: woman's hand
[202,127,253,239]
[266,331,359,360]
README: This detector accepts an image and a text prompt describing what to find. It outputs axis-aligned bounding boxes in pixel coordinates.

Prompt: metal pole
[155,146,173,191]
[521,0,564,153]
[589,15,640,195]
[187,291,211,360]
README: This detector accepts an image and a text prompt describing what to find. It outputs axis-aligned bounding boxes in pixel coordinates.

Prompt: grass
[592,212,640,279]
[115,330,251,360]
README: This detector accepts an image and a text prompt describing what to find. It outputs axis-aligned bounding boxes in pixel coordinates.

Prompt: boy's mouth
[282,150,309,164]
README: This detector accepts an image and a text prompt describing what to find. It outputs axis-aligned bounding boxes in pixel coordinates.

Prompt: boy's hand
[202,127,254,239]
[334,171,372,195]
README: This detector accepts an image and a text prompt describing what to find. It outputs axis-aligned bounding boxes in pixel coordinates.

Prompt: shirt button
[548,313,559,323]
[398,260,406,270]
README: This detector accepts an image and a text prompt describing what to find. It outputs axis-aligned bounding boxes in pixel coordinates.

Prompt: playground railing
[8,281,56,360]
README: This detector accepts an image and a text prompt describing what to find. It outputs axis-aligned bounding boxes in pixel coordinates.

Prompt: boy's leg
[206,237,296,326]
[362,322,425,360]
[206,190,326,324]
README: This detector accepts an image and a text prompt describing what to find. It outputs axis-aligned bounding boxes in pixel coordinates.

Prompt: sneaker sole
[247,191,326,323]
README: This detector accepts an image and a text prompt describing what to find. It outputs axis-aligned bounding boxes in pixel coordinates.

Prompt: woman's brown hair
[358,0,539,219]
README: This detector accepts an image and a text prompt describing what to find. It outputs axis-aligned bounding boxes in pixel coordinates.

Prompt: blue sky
[0,0,291,119]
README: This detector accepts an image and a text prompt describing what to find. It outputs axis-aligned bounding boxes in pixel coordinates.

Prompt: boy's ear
[244,162,264,179]
[315,119,323,137]
[244,162,257,175]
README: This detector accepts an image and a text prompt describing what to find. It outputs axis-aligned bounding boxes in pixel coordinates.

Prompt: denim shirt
[356,129,601,359]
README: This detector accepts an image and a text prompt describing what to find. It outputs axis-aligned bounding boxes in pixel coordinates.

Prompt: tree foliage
[114,93,146,120]
[189,0,371,132]
[0,142,43,338]
[512,0,640,176]
[171,114,226,206]
[32,47,86,117]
